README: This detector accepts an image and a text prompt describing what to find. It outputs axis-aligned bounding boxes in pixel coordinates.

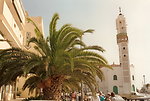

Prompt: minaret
[116,8,131,94]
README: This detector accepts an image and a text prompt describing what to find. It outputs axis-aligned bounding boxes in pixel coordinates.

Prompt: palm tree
[0,13,110,100]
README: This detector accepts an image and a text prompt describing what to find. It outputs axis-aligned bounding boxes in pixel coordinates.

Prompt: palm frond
[49,13,59,37]
[23,76,41,92]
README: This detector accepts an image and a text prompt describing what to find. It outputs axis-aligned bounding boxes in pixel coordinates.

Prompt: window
[123,47,125,50]
[14,24,16,28]
[26,32,31,40]
[132,85,135,91]
[124,55,126,57]
[132,75,134,80]
[26,32,31,49]
[113,75,117,80]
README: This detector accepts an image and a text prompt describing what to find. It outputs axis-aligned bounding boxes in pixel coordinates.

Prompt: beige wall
[23,16,44,53]
[16,76,36,98]
[0,0,44,99]
[0,0,26,48]
[18,16,44,98]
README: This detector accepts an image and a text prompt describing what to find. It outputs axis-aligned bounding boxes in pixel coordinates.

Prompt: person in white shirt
[111,92,116,101]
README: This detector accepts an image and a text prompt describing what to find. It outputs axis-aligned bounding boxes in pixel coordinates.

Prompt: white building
[99,9,136,95]
[0,0,26,49]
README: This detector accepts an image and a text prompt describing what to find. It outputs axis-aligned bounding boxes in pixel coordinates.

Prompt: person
[91,92,100,101]
[84,93,88,101]
[77,92,81,101]
[105,93,111,101]
[110,92,116,101]
[99,91,105,101]
[71,92,76,101]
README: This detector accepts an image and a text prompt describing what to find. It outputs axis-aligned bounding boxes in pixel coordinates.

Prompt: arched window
[113,86,118,94]
[113,75,117,80]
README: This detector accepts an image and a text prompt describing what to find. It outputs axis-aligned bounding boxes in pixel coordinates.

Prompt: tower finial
[119,7,122,14]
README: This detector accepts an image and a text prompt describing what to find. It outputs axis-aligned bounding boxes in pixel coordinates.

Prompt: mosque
[99,9,136,95]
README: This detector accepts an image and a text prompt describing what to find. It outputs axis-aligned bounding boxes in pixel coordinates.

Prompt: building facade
[99,10,136,95]
[0,0,44,100]
[0,0,26,48]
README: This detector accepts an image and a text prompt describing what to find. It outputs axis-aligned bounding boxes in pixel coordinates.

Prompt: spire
[119,7,122,15]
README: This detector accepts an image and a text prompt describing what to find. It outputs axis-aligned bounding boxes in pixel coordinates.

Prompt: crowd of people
[61,92,82,101]
[61,91,118,101]
[95,91,116,101]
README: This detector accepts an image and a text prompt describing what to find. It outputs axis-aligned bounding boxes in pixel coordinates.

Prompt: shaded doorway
[132,85,135,91]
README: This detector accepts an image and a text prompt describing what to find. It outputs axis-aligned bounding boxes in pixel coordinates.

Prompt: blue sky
[23,0,150,88]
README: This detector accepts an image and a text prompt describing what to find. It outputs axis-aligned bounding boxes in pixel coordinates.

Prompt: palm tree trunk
[43,76,64,100]
[43,86,61,100]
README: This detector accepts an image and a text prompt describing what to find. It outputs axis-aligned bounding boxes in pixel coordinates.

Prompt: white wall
[0,34,11,49]
[13,0,26,24]
[3,1,23,45]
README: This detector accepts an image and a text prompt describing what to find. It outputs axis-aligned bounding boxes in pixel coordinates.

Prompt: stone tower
[116,8,132,94]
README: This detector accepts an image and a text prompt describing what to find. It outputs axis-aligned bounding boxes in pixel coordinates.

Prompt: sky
[23,0,150,89]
